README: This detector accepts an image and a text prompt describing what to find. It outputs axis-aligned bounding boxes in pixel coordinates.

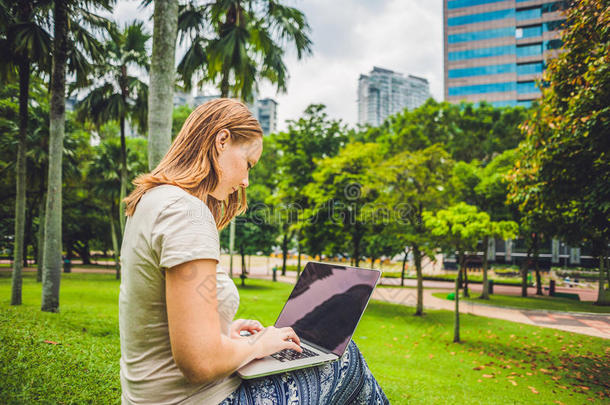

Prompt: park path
[242,266,610,340]
[5,264,608,339]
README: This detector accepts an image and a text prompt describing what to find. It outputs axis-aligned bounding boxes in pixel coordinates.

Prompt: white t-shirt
[119,185,241,404]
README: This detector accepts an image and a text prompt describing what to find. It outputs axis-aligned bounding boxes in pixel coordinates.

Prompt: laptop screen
[275,262,380,356]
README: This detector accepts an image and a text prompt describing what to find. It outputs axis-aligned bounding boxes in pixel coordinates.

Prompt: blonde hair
[124,98,263,229]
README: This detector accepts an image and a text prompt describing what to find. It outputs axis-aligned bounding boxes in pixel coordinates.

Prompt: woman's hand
[249,326,302,359]
[230,319,263,339]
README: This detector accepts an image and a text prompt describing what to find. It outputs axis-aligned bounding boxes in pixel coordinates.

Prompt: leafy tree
[373,144,454,315]
[87,136,148,279]
[304,142,380,268]
[220,181,278,285]
[424,203,517,342]
[75,21,150,233]
[378,99,526,164]
[273,105,348,274]
[508,0,610,304]
[171,104,193,139]
[453,149,523,298]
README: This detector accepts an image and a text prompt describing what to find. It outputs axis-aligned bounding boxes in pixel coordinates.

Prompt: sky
[112,0,443,131]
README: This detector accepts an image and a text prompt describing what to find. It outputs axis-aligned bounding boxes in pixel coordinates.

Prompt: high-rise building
[358,67,430,126]
[443,0,568,108]
[174,92,277,135]
[256,98,278,135]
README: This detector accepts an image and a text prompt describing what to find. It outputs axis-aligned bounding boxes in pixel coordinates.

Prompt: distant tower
[256,98,278,135]
[358,66,430,126]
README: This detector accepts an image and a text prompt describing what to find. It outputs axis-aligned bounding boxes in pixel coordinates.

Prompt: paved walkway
[6,265,609,339]
[241,266,610,340]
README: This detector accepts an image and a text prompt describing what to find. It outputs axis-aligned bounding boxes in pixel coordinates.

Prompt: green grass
[432,291,610,314]
[1,273,609,404]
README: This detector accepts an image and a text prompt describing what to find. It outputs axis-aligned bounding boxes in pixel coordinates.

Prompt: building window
[516,25,542,38]
[542,1,568,13]
[449,27,514,43]
[449,45,515,61]
[449,63,515,78]
[544,20,566,31]
[448,9,514,26]
[447,0,505,9]
[517,81,539,94]
[516,7,542,21]
[516,43,542,57]
[517,62,544,75]
[545,39,563,50]
[449,82,516,96]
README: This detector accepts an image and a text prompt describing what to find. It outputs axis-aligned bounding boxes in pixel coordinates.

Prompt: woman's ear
[215,129,231,152]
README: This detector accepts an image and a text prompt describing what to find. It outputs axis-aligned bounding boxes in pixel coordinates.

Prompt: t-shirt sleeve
[151,195,220,269]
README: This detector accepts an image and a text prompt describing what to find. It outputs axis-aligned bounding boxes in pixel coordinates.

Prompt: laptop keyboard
[271,346,319,362]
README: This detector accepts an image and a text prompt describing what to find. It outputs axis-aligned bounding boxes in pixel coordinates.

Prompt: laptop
[237,261,380,379]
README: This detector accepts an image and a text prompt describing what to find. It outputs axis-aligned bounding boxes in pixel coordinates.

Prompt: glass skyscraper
[358,66,431,126]
[443,0,568,107]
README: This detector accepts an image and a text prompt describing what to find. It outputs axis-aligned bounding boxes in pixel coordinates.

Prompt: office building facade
[443,0,569,107]
[358,67,431,126]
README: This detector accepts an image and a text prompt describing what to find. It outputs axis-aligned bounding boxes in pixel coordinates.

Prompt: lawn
[432,292,610,314]
[1,272,608,404]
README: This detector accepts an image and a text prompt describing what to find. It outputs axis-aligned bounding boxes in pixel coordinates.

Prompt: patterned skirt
[218,341,389,405]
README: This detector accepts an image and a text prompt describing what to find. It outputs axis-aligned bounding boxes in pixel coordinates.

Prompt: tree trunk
[370,255,376,270]
[400,248,408,287]
[297,232,302,279]
[413,245,424,316]
[596,250,609,306]
[148,0,178,170]
[463,260,470,298]
[240,247,246,287]
[281,232,288,276]
[520,258,529,298]
[533,233,543,296]
[119,115,127,233]
[10,53,30,306]
[480,235,490,299]
[36,192,45,282]
[110,207,121,280]
[454,251,464,343]
[42,0,68,312]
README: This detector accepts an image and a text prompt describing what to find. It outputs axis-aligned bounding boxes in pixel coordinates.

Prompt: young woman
[119,99,389,404]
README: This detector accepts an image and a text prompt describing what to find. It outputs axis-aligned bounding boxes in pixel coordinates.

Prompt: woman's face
[210,131,263,201]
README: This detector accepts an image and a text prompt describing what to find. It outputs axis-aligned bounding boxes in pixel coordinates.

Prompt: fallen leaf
[510,380,518,386]
[473,366,484,371]
[429,354,434,359]
[43,340,59,345]
[529,386,539,394]
[482,374,494,378]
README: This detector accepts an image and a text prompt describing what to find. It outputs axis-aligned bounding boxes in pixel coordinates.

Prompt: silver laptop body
[237,262,380,379]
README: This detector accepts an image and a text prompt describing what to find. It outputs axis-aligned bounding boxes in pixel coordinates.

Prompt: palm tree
[146,0,179,170]
[41,0,114,312]
[75,21,150,234]
[1,0,53,306]
[177,0,312,100]
[176,0,312,275]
